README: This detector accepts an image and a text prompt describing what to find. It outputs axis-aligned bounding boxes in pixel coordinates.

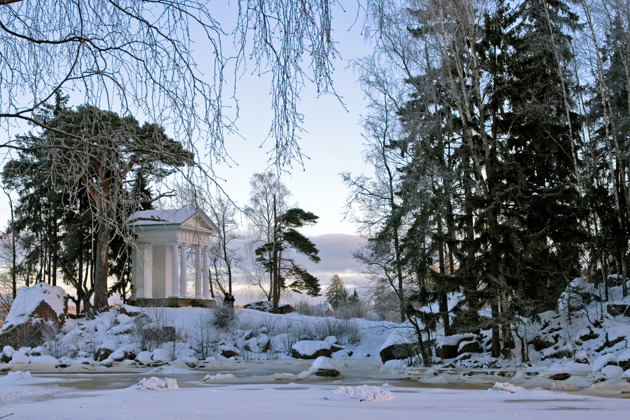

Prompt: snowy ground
[2,281,630,418]
[1,368,630,420]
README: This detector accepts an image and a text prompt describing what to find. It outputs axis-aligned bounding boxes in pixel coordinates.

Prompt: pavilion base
[133,297,216,308]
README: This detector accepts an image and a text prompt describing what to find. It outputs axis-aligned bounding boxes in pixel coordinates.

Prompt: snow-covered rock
[152,348,171,363]
[135,377,179,391]
[1,345,15,362]
[29,355,59,365]
[593,354,618,372]
[601,365,624,379]
[136,351,153,365]
[0,283,68,349]
[9,350,29,365]
[273,372,300,381]
[324,385,394,402]
[202,373,236,383]
[379,324,420,363]
[291,340,332,359]
[490,382,527,393]
[1,283,67,332]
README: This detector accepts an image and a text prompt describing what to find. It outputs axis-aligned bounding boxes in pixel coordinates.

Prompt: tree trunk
[93,221,112,310]
[491,300,501,358]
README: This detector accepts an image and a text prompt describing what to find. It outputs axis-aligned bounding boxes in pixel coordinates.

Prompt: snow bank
[202,373,236,383]
[490,382,527,393]
[134,377,179,391]
[324,385,394,402]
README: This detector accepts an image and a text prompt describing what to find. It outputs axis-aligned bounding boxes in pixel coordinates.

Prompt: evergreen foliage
[352,0,630,361]
[2,99,193,311]
[254,206,321,312]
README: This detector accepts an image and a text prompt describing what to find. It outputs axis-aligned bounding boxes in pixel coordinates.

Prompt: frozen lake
[2,361,630,420]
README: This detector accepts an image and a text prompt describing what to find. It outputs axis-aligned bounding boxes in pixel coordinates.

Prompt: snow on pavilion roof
[128,208,217,232]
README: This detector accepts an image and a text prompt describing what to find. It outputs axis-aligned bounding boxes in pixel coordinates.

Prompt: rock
[436,333,477,360]
[1,345,14,363]
[292,340,332,359]
[110,347,137,362]
[380,342,421,363]
[94,347,113,362]
[593,354,619,372]
[602,365,624,379]
[314,369,340,378]
[550,373,571,381]
[436,343,459,360]
[530,335,554,351]
[152,348,171,363]
[309,356,341,378]
[379,325,422,363]
[277,304,294,314]
[220,346,241,359]
[119,306,141,317]
[243,301,273,313]
[0,283,68,349]
[458,340,483,355]
[607,301,630,317]
[575,351,590,364]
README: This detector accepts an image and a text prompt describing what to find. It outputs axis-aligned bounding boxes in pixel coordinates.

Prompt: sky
[0,3,377,300]
[0,5,373,236]
[206,6,373,238]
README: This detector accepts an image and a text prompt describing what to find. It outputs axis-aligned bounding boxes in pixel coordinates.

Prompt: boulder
[458,340,483,355]
[530,335,554,352]
[550,373,571,381]
[435,343,458,360]
[607,301,630,317]
[243,301,273,313]
[220,345,241,359]
[0,283,68,349]
[310,356,341,378]
[291,340,332,359]
[380,343,421,363]
[379,325,422,363]
[435,333,477,360]
[94,347,113,362]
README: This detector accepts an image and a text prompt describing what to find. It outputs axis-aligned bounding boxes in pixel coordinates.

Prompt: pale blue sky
[0,4,372,238]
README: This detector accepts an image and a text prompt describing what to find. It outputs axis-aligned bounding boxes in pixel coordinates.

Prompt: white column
[143,243,153,299]
[202,246,210,298]
[133,244,143,298]
[171,242,179,297]
[179,243,187,297]
[194,245,202,298]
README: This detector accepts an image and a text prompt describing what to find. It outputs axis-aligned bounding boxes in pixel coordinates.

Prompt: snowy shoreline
[3,358,630,398]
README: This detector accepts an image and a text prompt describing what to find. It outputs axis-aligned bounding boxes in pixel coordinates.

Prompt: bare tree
[208,193,242,300]
[244,171,290,300]
[0,0,340,166]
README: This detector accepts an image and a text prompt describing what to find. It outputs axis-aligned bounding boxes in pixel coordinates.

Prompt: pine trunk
[93,221,112,310]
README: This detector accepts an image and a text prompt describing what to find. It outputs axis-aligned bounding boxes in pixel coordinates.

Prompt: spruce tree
[486,0,585,311]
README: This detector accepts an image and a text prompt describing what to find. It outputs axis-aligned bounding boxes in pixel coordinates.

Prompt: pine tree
[255,207,321,312]
[326,274,349,309]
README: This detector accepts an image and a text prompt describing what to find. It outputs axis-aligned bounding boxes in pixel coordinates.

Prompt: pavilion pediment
[180,212,216,233]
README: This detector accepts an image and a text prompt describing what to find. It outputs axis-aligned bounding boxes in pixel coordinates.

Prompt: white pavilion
[128,208,218,307]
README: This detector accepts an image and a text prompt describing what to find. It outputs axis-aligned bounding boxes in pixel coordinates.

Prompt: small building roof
[128,208,218,232]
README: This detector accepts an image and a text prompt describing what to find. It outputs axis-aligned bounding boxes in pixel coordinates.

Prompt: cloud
[296,233,368,285]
